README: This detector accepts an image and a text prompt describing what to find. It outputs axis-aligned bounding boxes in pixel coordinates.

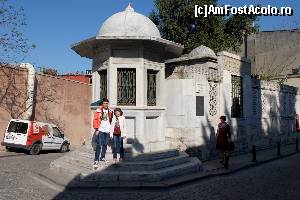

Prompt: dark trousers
[94,131,109,161]
[112,135,124,159]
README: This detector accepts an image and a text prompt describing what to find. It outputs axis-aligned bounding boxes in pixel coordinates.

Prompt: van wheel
[29,143,41,155]
[60,143,69,153]
[5,147,14,152]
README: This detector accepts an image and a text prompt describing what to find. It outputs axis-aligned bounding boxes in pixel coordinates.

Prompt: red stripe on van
[26,121,42,146]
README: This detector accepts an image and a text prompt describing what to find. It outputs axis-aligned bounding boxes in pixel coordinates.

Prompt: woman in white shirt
[110,107,127,164]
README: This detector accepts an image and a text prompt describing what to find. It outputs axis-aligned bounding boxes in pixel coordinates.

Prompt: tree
[42,67,59,76]
[0,0,35,64]
[0,1,37,120]
[149,0,258,53]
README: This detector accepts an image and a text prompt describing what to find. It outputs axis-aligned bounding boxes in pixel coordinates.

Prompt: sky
[10,0,300,74]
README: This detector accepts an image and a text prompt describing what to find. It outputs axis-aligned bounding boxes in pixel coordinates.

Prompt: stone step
[80,158,201,182]
[111,153,190,171]
[61,152,191,172]
[72,148,179,161]
[121,149,180,161]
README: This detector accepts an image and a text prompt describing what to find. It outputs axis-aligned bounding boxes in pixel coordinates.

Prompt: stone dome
[189,45,216,58]
[98,4,161,38]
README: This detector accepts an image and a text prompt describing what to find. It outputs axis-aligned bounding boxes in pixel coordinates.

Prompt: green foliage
[41,67,58,76]
[149,0,258,53]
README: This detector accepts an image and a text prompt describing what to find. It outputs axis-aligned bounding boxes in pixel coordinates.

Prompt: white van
[1,119,70,155]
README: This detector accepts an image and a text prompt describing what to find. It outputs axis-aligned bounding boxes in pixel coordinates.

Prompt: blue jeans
[94,131,109,161]
[112,135,124,159]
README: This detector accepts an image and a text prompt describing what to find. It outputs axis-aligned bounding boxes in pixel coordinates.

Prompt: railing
[250,138,299,162]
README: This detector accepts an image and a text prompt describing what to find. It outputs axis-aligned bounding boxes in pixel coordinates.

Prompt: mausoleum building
[49,5,300,186]
[71,4,299,159]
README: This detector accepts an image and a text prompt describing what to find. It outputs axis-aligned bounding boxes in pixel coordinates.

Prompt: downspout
[19,63,36,121]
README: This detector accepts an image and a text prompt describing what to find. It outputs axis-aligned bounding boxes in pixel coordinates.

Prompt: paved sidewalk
[201,142,299,176]
[161,142,300,187]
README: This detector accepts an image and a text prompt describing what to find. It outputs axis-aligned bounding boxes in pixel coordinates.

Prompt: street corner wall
[164,51,299,160]
[0,66,28,150]
[251,81,297,143]
[35,74,92,149]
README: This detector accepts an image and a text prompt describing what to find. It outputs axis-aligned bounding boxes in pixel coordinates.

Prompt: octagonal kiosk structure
[49,5,202,187]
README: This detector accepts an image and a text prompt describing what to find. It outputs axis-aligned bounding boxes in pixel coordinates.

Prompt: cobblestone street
[0,151,63,200]
[0,150,300,200]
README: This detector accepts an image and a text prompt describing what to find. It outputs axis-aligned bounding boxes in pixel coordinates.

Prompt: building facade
[72,5,299,159]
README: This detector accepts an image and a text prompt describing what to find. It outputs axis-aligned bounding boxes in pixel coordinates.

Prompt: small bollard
[296,138,299,152]
[252,145,257,162]
[277,142,281,157]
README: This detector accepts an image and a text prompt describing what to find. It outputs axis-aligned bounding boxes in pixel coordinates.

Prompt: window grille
[147,70,157,106]
[117,68,136,105]
[231,75,243,118]
[99,70,107,99]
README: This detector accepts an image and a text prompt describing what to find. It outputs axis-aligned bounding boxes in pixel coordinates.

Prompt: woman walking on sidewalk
[110,108,127,164]
[216,115,232,169]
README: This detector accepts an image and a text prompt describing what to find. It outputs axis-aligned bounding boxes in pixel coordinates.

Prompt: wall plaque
[196,96,204,116]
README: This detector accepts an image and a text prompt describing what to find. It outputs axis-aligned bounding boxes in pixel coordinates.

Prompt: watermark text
[195,5,293,18]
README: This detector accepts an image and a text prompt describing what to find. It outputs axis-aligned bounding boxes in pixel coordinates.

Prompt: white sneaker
[93,161,98,170]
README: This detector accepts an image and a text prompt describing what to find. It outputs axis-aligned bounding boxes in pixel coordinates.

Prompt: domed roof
[165,45,217,64]
[189,45,216,58]
[98,4,161,38]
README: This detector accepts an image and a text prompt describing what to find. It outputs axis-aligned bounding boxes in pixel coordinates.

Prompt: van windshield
[7,121,28,134]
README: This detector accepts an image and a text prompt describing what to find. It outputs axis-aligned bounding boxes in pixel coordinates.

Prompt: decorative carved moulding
[223,57,251,75]
[217,51,251,76]
[208,82,218,116]
[168,63,222,82]
[144,60,164,69]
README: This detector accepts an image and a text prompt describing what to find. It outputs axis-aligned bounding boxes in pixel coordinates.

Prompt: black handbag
[91,131,98,151]
[227,141,235,151]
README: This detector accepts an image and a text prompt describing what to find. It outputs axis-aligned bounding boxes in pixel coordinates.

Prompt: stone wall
[0,67,28,147]
[35,73,92,149]
[164,51,298,160]
[0,66,92,150]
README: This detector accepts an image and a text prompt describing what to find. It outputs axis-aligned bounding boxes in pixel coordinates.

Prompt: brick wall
[0,66,92,150]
